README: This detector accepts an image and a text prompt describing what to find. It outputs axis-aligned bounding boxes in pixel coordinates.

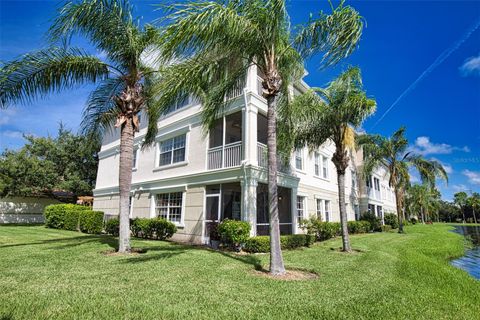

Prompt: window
[314,153,320,176]
[155,192,183,223]
[376,205,383,219]
[374,177,380,191]
[159,134,186,166]
[295,150,303,170]
[366,175,372,188]
[354,204,360,221]
[316,199,322,220]
[351,170,357,189]
[132,148,138,169]
[324,200,330,222]
[322,155,329,179]
[164,94,190,115]
[129,196,133,217]
[368,204,375,214]
[296,196,305,223]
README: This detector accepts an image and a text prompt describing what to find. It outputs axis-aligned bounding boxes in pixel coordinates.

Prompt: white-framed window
[132,147,139,169]
[324,200,331,222]
[296,196,305,223]
[158,134,186,166]
[155,192,183,223]
[351,170,357,189]
[321,155,329,179]
[374,177,380,191]
[366,175,372,188]
[164,94,190,115]
[376,205,383,219]
[368,204,375,214]
[295,149,303,171]
[316,198,322,220]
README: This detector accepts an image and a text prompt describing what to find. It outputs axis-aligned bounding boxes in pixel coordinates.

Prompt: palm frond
[80,77,124,137]
[0,47,109,107]
[294,0,363,68]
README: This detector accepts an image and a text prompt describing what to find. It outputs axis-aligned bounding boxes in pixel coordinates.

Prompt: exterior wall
[0,197,62,224]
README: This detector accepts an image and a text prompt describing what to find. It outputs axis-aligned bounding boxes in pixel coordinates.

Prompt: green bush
[347,221,371,234]
[44,204,95,232]
[360,212,382,232]
[243,234,313,253]
[384,213,399,229]
[131,218,150,238]
[300,217,341,241]
[217,219,251,248]
[104,218,120,236]
[78,210,104,234]
[135,218,177,240]
[382,225,393,232]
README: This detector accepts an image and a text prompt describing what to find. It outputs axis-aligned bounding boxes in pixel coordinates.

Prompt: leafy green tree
[468,192,480,224]
[454,192,468,223]
[407,185,441,223]
[438,200,460,222]
[153,0,363,275]
[0,125,99,197]
[357,127,448,233]
[285,67,375,252]
[0,0,165,253]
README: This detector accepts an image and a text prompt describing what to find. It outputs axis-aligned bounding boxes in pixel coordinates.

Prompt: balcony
[208,141,242,170]
[257,142,292,174]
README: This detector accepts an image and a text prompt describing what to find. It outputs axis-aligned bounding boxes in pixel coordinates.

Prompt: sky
[0,0,479,200]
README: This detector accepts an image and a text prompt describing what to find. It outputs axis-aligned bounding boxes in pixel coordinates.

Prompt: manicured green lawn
[0,224,478,319]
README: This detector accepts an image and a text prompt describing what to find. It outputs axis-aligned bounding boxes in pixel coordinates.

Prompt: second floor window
[321,155,329,179]
[132,148,138,169]
[295,150,303,171]
[159,134,186,166]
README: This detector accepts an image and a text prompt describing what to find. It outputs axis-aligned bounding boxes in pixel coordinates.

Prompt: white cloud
[452,184,468,192]
[459,54,480,76]
[462,170,480,185]
[409,136,470,156]
[2,130,24,139]
[0,108,18,126]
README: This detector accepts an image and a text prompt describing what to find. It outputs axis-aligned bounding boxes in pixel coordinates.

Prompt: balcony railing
[257,142,292,174]
[207,141,242,170]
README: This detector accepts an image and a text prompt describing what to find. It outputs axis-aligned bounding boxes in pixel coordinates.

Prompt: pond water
[451,225,480,280]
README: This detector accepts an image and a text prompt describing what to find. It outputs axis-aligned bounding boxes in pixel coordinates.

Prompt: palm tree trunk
[118,119,134,253]
[395,188,404,233]
[266,95,285,275]
[336,170,351,252]
[421,206,425,224]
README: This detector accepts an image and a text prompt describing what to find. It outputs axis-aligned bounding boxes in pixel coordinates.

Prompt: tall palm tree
[285,67,375,252]
[357,127,448,233]
[151,0,363,275]
[454,192,469,223]
[0,0,165,253]
[467,192,479,224]
[407,184,440,223]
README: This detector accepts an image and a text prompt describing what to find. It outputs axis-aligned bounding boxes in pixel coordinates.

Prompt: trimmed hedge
[382,225,393,232]
[300,218,341,241]
[347,221,371,234]
[217,219,251,248]
[360,212,382,232]
[243,234,314,253]
[384,213,399,229]
[44,204,103,234]
[106,217,177,240]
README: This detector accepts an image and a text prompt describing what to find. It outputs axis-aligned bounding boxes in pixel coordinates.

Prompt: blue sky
[0,0,479,200]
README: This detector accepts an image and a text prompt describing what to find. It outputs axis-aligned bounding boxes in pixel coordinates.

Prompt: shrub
[135,218,177,240]
[217,219,251,248]
[78,210,104,234]
[299,217,340,241]
[105,218,120,236]
[44,204,92,232]
[131,218,150,238]
[360,212,382,232]
[347,221,371,234]
[384,213,399,229]
[243,234,314,253]
[381,225,393,232]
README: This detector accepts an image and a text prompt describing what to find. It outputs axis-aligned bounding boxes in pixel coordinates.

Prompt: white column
[243,105,258,166]
[246,63,258,93]
[241,177,258,237]
[291,187,298,234]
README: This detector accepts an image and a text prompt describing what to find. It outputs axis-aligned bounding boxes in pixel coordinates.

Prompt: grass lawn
[0,224,479,319]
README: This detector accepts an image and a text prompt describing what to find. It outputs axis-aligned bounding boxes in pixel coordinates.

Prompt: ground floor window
[155,192,183,223]
[296,196,305,223]
[376,205,383,219]
[256,184,292,235]
[316,199,331,222]
[368,204,375,215]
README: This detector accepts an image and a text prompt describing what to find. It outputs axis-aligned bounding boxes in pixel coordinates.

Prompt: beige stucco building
[93,65,397,244]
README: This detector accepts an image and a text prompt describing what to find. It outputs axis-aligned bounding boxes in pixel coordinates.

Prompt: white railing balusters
[207,142,242,170]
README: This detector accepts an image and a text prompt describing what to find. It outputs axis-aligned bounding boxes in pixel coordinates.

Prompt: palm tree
[407,184,440,223]
[454,192,468,223]
[285,67,375,252]
[467,192,480,224]
[151,0,363,274]
[357,127,448,233]
[0,0,165,253]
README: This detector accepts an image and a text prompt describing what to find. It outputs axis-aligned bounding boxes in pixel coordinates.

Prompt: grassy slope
[0,224,478,320]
